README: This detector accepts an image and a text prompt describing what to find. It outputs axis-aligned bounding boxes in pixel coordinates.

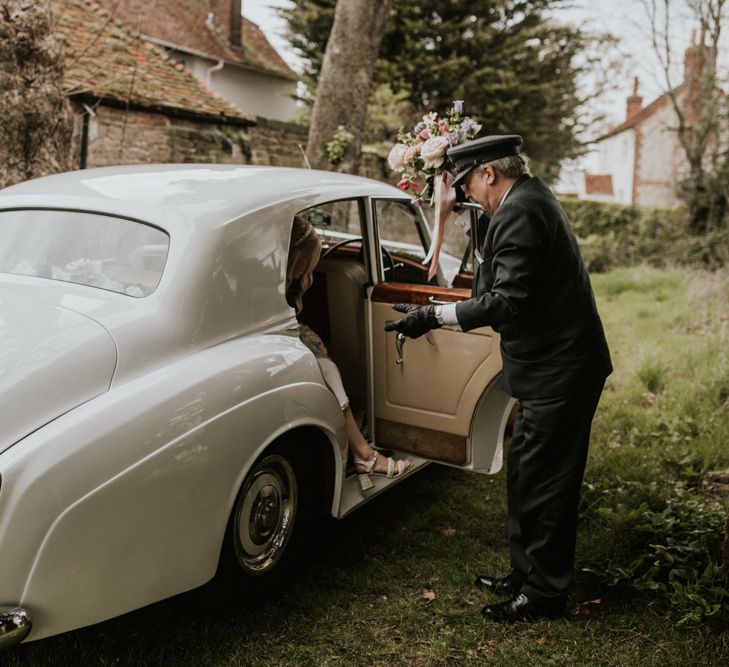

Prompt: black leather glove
[384,303,441,339]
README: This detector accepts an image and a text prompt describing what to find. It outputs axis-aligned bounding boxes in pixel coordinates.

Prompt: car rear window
[0,209,169,297]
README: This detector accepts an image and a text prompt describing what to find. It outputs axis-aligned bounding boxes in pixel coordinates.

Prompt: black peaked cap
[448,135,523,186]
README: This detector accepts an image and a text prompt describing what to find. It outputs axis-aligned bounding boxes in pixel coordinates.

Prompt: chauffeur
[385,135,612,622]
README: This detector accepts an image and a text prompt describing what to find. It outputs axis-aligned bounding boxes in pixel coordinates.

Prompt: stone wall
[72,103,251,168]
[248,116,308,167]
[71,102,393,185]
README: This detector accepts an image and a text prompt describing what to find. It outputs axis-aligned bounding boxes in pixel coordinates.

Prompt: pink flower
[419,129,430,140]
[404,144,420,164]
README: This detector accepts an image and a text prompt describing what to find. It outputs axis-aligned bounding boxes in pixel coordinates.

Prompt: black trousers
[506,377,606,604]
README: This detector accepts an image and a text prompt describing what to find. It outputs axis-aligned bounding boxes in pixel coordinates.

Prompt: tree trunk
[305,0,390,173]
[0,0,73,189]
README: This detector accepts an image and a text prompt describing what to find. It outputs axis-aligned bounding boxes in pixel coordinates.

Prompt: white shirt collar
[498,184,515,209]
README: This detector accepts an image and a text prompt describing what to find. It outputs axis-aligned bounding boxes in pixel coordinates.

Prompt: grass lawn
[7,266,729,666]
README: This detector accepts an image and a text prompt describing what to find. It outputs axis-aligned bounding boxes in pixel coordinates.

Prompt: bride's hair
[286,215,320,313]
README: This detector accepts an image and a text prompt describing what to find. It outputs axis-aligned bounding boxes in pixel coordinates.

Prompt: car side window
[373,199,431,285]
[374,199,470,287]
[299,200,364,256]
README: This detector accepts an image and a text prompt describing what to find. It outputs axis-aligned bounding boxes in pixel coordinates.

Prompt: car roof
[0,164,405,228]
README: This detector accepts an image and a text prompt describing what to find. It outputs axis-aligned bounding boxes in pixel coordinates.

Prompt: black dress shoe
[474,573,521,597]
[481,593,566,623]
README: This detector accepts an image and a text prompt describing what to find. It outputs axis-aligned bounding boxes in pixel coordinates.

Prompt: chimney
[210,0,242,48]
[683,25,716,84]
[626,76,642,120]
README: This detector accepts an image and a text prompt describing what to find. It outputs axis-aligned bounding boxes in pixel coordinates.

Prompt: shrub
[579,479,729,625]
[561,198,729,271]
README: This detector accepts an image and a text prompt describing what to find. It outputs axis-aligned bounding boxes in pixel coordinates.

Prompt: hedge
[561,198,729,272]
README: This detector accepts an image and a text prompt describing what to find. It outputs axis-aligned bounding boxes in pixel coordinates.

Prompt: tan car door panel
[370,283,502,465]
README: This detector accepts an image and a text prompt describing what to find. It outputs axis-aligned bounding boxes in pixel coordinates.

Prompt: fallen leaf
[440,527,457,537]
[420,588,436,602]
[536,635,548,646]
[567,598,602,616]
[475,640,496,655]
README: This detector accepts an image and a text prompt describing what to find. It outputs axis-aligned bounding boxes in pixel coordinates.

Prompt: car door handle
[395,332,406,364]
[383,262,405,273]
[395,331,434,365]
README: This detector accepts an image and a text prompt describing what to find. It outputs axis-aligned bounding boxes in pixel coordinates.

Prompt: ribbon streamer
[422,170,456,282]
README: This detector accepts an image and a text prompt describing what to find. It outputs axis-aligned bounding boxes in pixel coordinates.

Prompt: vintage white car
[0,165,514,647]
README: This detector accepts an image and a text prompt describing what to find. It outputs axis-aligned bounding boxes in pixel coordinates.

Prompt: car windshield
[0,209,169,297]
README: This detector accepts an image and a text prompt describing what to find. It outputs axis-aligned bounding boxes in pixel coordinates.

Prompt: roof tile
[52,0,251,122]
[93,0,297,81]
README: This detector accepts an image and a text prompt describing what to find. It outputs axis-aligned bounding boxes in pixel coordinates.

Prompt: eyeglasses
[461,166,483,193]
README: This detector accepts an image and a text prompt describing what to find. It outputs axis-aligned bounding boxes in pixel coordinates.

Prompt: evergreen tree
[282,0,610,181]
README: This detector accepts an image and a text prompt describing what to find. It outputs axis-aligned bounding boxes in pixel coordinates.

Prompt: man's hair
[484,154,530,179]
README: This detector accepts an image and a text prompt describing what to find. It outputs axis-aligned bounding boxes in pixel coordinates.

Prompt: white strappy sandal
[353,451,410,491]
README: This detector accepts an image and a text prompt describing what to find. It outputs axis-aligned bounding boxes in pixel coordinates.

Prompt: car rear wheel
[217,439,320,599]
[233,454,297,576]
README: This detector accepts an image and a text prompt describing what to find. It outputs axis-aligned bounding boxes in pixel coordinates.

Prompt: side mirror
[307,211,331,227]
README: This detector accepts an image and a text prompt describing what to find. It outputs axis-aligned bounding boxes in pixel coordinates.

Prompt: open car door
[367,198,516,474]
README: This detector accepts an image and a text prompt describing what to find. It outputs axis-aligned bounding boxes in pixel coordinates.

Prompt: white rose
[420,136,449,169]
[387,143,408,171]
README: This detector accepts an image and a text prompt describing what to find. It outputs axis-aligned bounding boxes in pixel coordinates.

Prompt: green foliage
[590,268,729,470]
[562,198,729,271]
[0,0,73,186]
[325,125,354,164]
[636,358,666,394]
[597,268,681,297]
[365,82,413,148]
[581,268,729,627]
[280,0,616,181]
[579,479,729,625]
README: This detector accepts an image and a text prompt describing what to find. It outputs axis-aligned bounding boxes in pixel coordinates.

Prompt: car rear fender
[0,335,345,641]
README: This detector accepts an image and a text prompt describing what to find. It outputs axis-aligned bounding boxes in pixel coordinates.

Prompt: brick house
[93,0,299,122]
[53,0,308,169]
[580,30,718,208]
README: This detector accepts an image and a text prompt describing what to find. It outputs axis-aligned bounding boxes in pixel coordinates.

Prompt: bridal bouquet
[387,100,481,207]
[387,100,481,280]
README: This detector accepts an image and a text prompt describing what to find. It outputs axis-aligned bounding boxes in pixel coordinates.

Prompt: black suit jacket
[455,175,612,398]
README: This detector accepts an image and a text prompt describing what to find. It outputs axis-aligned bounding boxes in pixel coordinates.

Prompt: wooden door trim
[371,282,470,305]
[376,419,468,465]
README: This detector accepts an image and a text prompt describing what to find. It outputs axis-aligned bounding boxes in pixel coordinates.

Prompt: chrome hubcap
[234,455,297,575]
